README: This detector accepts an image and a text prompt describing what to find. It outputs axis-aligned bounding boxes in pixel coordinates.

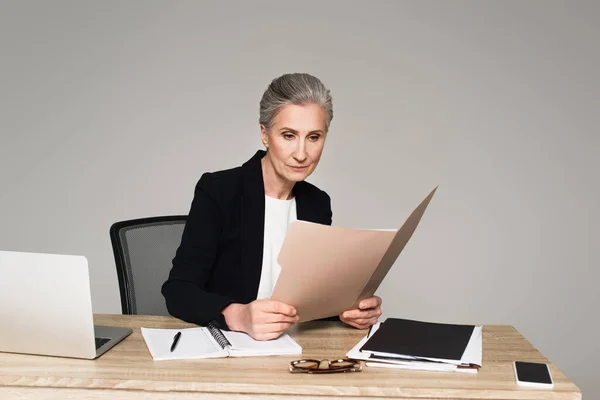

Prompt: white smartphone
[514,361,554,389]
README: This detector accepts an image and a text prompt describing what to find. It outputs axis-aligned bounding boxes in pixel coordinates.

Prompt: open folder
[271,186,438,322]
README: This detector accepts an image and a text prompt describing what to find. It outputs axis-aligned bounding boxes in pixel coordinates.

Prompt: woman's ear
[260,125,269,149]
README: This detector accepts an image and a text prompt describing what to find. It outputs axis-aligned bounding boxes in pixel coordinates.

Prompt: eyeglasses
[289,358,362,374]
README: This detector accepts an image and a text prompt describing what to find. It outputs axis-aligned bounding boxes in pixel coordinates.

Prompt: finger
[341,307,382,320]
[341,317,379,330]
[255,321,297,334]
[261,300,297,316]
[252,311,298,326]
[359,296,382,310]
[340,312,379,324]
[254,331,284,341]
[259,312,300,324]
[358,296,381,310]
[352,317,379,327]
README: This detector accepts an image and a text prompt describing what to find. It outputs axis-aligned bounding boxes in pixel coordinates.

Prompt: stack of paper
[347,318,482,373]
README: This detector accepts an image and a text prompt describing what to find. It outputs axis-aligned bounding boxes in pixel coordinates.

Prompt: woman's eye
[308,135,320,142]
[283,133,295,140]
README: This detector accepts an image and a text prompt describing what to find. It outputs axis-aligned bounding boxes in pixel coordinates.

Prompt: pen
[170,331,182,352]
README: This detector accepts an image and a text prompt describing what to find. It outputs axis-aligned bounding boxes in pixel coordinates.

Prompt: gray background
[1,0,597,396]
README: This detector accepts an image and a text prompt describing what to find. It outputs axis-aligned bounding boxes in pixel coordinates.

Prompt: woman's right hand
[222,300,299,340]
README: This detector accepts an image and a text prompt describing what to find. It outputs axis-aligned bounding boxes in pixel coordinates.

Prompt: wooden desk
[0,315,580,399]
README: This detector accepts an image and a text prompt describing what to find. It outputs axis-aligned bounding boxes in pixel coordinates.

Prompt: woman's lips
[289,165,308,172]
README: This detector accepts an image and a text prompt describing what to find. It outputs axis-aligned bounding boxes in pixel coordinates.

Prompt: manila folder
[271,187,437,322]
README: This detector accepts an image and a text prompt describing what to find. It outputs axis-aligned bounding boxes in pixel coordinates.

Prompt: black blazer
[161,150,333,328]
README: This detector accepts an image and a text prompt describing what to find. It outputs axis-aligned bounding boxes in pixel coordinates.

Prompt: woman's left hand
[339,296,382,329]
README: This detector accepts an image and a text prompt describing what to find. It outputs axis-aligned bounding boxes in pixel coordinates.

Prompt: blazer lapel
[240,151,266,299]
[294,181,323,223]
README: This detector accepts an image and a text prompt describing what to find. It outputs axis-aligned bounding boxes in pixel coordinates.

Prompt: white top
[256,195,297,300]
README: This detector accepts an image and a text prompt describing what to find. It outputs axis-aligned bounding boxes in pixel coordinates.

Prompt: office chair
[110,216,187,315]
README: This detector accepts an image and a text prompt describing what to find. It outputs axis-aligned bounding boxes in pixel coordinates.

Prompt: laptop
[0,250,132,359]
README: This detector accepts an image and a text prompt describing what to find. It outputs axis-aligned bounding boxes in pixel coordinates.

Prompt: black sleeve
[161,174,234,328]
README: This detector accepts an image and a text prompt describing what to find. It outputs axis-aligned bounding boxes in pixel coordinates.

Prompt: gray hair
[259,73,333,130]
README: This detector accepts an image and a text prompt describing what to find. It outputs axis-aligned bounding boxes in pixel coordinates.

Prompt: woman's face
[261,103,327,183]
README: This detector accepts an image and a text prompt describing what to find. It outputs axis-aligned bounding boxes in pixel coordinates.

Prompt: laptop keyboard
[95,337,110,349]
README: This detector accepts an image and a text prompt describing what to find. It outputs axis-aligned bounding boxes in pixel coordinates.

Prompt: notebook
[141,323,302,361]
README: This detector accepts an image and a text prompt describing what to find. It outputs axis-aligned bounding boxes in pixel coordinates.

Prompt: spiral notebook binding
[207,321,231,349]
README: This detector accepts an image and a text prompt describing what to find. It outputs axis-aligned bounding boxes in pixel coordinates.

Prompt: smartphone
[514,361,554,388]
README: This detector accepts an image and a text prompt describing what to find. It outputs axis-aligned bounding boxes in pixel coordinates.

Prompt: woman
[162,73,382,340]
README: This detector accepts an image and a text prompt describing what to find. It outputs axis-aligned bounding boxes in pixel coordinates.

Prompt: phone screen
[515,361,552,384]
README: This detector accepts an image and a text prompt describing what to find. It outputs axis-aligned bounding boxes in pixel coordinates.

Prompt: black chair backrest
[110,216,187,315]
